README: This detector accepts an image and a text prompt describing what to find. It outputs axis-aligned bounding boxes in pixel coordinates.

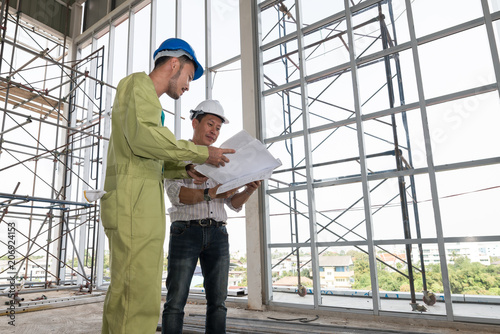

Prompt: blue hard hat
[153,38,204,80]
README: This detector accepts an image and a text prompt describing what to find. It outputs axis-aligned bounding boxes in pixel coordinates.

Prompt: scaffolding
[0,3,106,296]
[262,0,435,310]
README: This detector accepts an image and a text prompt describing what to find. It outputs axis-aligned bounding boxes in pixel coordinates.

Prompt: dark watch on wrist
[204,188,211,201]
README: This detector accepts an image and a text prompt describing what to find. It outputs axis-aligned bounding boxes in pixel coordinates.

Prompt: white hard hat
[189,99,229,124]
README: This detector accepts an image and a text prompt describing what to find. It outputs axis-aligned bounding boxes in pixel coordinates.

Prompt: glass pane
[309,127,360,180]
[357,49,418,115]
[268,189,312,245]
[263,93,291,139]
[411,0,484,39]
[377,243,446,315]
[211,0,240,64]
[362,115,400,172]
[301,18,348,74]
[300,0,344,24]
[349,0,414,57]
[319,246,373,309]
[227,216,248,290]
[370,177,407,240]
[419,26,495,100]
[260,0,297,44]
[369,174,438,240]
[437,166,500,238]
[132,4,151,73]
[97,32,110,111]
[271,246,314,306]
[286,85,306,125]
[364,108,428,172]
[262,39,300,88]
[315,184,367,243]
[307,72,355,126]
[267,136,307,186]
[493,3,500,61]
[155,0,175,50]
[447,241,500,320]
[319,246,374,310]
[427,92,500,166]
[112,19,129,86]
[350,2,383,58]
[211,60,243,142]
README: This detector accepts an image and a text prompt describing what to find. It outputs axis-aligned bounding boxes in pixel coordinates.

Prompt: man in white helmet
[100,38,234,334]
[161,99,261,334]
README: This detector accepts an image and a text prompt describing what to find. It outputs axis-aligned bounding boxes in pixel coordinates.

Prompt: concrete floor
[1,290,500,334]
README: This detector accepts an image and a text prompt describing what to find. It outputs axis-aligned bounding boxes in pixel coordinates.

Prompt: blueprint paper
[195,130,282,194]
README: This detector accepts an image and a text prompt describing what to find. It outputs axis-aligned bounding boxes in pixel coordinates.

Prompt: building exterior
[318,256,354,289]
[417,243,495,266]
[377,253,407,272]
[271,255,312,278]
[273,275,313,287]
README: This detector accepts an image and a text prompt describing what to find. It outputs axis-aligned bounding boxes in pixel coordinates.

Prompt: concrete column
[239,0,264,311]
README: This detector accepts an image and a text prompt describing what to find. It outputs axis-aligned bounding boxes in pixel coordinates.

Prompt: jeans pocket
[100,190,117,230]
[218,225,228,236]
[170,222,187,236]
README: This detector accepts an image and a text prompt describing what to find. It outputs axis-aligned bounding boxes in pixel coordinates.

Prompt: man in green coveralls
[100,38,234,333]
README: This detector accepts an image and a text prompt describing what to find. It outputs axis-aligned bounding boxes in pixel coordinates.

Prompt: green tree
[352,252,371,290]
[238,276,247,287]
[347,251,500,296]
[300,268,312,279]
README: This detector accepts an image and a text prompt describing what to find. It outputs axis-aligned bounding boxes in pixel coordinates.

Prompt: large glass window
[259,0,500,323]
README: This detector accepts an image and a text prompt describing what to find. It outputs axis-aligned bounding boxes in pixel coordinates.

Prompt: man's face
[166,60,195,100]
[192,114,223,146]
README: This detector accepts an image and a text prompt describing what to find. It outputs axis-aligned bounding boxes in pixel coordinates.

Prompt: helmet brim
[193,59,204,81]
[190,110,229,124]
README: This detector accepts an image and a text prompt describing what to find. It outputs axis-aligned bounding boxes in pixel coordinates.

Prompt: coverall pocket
[100,190,117,230]
[131,178,164,238]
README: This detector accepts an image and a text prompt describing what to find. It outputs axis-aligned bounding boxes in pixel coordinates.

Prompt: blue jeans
[162,221,229,334]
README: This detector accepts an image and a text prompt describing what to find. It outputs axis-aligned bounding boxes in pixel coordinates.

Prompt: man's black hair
[154,55,195,70]
[194,113,224,124]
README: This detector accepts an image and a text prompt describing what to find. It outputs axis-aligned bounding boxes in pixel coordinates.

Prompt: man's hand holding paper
[195,130,281,194]
[205,146,235,167]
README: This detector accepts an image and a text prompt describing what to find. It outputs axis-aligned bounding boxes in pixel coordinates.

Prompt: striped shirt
[165,177,241,222]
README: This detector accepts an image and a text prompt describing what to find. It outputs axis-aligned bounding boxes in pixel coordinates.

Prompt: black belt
[183,218,226,227]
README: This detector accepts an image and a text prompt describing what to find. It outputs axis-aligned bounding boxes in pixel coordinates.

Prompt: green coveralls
[100,72,208,334]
